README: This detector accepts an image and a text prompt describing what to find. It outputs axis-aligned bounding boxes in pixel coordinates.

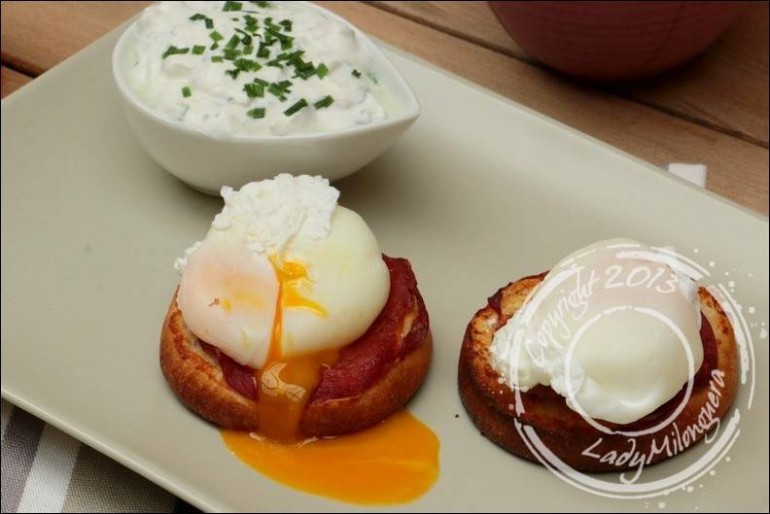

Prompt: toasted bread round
[161,271,431,437]
[458,273,738,472]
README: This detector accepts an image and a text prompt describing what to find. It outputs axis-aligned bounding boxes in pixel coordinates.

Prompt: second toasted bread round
[458,273,738,472]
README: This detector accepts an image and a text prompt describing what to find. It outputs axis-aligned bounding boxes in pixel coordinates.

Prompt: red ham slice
[199,341,259,401]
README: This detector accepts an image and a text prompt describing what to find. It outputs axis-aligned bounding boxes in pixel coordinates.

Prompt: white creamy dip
[126,1,387,137]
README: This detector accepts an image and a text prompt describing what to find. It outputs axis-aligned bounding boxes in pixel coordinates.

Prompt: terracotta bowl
[489,1,749,82]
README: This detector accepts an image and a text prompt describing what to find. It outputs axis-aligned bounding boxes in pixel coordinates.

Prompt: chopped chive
[243,82,265,98]
[211,56,224,63]
[280,37,294,50]
[281,50,304,61]
[295,66,316,80]
[235,29,253,46]
[283,98,308,116]
[267,82,287,101]
[242,44,254,55]
[210,42,220,50]
[265,26,288,41]
[257,43,271,58]
[313,95,334,109]
[279,19,292,31]
[234,58,262,72]
[316,63,329,79]
[231,17,239,21]
[223,1,243,11]
[247,107,266,119]
[189,13,206,21]
[209,30,224,42]
[252,77,269,86]
[162,45,190,59]
[205,17,214,29]
[244,14,259,31]
[225,69,241,79]
[352,69,362,78]
[252,1,271,7]
[182,86,192,98]
[192,45,206,55]
[222,48,241,60]
[225,34,241,49]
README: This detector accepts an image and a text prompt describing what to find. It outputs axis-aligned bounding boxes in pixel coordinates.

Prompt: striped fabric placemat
[1,400,199,513]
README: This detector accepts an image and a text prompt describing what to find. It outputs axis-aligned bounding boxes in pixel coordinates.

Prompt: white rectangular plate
[2,23,768,513]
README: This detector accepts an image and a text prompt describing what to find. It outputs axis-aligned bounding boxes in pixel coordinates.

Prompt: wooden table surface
[2,1,768,214]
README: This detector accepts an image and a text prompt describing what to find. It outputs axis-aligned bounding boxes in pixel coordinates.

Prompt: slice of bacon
[198,255,428,404]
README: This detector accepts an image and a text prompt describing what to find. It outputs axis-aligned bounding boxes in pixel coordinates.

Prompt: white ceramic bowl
[112,2,420,194]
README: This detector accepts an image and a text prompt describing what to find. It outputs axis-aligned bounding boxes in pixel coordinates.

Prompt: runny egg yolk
[220,258,440,505]
[221,410,440,505]
[255,258,336,443]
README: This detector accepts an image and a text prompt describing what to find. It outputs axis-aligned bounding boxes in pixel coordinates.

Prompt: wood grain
[0,1,151,76]
[371,1,770,147]
[320,2,768,214]
[0,1,767,213]
[1,66,31,98]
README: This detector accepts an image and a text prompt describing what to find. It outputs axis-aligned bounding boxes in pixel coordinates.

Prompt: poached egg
[490,238,704,425]
[175,174,390,440]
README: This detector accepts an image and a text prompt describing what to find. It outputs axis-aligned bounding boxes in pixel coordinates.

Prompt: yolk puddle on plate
[221,409,440,505]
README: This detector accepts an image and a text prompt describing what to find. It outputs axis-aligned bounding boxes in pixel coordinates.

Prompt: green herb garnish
[313,95,334,109]
[192,45,206,55]
[316,63,329,79]
[225,34,241,49]
[162,45,190,59]
[257,43,271,59]
[243,81,265,98]
[225,69,241,79]
[205,18,214,29]
[244,14,259,32]
[267,82,288,101]
[247,107,266,119]
[234,58,262,72]
[182,86,192,98]
[223,1,243,12]
[352,69,362,78]
[235,28,253,45]
[283,98,308,116]
[211,56,225,63]
[222,48,242,60]
[189,13,206,21]
[279,19,292,32]
[209,31,224,42]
